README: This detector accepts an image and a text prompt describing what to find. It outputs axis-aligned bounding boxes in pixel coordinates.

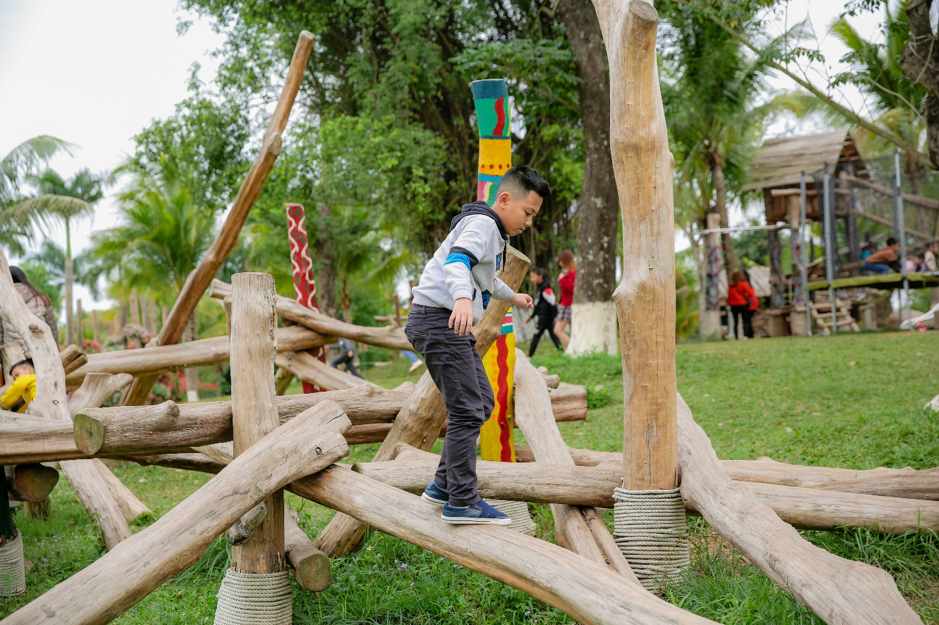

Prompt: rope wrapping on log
[0,532,26,596]
[612,487,688,591]
[489,499,537,535]
[214,569,292,625]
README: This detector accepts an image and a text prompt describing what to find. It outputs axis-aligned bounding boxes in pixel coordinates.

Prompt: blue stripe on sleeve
[444,253,472,271]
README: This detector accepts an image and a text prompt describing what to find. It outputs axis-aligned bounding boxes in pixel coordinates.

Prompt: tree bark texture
[900,0,939,168]
[597,0,678,490]
[230,273,284,574]
[561,0,620,357]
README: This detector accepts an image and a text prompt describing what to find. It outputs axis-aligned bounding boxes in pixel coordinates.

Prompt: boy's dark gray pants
[404,304,494,507]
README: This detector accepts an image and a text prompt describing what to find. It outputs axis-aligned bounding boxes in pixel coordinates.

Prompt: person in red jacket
[727,270,757,339]
[554,249,576,348]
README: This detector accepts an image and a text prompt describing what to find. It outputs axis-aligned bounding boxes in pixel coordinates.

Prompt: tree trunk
[900,0,939,168]
[75,298,83,346]
[710,151,737,274]
[119,298,128,332]
[560,0,620,356]
[65,255,74,346]
[91,309,100,344]
[129,289,141,327]
[315,202,338,319]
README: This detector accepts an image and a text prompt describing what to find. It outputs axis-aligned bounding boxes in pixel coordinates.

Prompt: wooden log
[676,394,920,623]
[3,401,350,625]
[541,373,561,389]
[120,31,315,407]
[2,341,27,375]
[66,385,409,459]
[312,246,531,558]
[812,468,939,500]
[212,279,410,351]
[59,343,81,369]
[357,442,620,507]
[520,447,935,500]
[285,508,332,592]
[230,272,284,574]
[290,465,716,625]
[92,459,151,523]
[68,373,151,523]
[65,325,326,389]
[601,0,678,491]
[75,402,180,456]
[855,209,934,241]
[844,174,939,211]
[358,444,939,534]
[0,249,133,550]
[513,351,636,580]
[225,503,268,545]
[5,464,58,503]
[548,385,587,422]
[274,366,294,395]
[276,349,367,391]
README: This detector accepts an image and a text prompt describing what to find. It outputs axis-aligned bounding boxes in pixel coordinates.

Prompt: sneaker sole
[440,515,512,526]
[421,492,447,505]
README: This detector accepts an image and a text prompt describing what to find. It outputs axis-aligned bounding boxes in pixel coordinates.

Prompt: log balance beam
[3,401,350,625]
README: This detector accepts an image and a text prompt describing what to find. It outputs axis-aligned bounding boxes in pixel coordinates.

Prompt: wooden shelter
[743,130,868,223]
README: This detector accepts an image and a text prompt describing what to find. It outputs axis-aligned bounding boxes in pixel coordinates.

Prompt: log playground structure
[1,5,936,624]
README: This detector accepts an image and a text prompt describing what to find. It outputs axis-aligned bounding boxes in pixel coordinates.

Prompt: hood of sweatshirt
[449,200,507,241]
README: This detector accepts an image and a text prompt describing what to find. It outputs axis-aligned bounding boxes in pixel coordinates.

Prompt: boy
[406,165,549,525]
[331,336,365,379]
[2,359,36,414]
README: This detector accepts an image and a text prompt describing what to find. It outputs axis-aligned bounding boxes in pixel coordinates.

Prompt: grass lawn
[2,332,938,623]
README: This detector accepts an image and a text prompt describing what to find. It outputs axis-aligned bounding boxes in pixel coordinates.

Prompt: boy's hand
[449,298,474,335]
[347,351,354,358]
[511,293,534,310]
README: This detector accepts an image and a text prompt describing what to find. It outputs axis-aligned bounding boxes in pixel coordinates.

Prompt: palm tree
[90,159,218,401]
[830,3,928,192]
[0,136,73,255]
[662,7,810,277]
[7,168,104,344]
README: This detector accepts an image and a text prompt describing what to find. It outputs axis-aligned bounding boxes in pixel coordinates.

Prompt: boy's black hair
[500,166,551,199]
[887,236,898,246]
[10,358,34,377]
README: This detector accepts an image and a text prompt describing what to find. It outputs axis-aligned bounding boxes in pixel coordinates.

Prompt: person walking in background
[0,267,59,377]
[554,249,576,348]
[727,270,757,339]
[525,267,562,356]
[331,336,365,379]
[925,241,939,310]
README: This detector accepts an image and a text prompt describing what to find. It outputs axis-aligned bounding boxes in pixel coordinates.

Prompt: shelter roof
[742,130,868,192]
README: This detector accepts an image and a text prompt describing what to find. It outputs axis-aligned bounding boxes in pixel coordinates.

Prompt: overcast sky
[0,0,883,308]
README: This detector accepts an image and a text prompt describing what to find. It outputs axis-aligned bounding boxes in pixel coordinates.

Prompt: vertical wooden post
[788,197,808,336]
[700,213,722,337]
[91,310,100,345]
[840,170,861,267]
[602,0,677,491]
[768,229,785,308]
[230,272,285,574]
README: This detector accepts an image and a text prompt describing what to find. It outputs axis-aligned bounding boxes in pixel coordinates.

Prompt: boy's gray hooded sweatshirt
[412,201,516,322]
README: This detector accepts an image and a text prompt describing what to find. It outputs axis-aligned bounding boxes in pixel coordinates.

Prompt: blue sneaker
[421,481,449,505]
[441,500,511,525]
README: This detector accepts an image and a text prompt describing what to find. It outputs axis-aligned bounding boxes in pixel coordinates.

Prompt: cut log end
[73,413,107,455]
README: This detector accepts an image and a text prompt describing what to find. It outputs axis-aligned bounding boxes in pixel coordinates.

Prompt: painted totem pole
[286,203,327,393]
[471,79,518,462]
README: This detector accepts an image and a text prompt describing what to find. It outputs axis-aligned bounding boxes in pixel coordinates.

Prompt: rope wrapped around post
[612,487,688,591]
[488,499,537,536]
[214,570,293,625]
[0,532,26,596]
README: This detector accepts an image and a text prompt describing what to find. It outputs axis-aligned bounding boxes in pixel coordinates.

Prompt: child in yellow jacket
[2,359,36,413]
